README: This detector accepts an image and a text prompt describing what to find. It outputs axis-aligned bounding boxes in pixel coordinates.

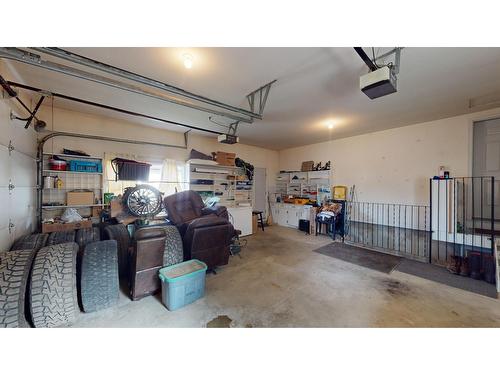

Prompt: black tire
[80,240,119,313]
[103,224,130,279]
[29,243,78,328]
[75,227,100,251]
[0,250,36,328]
[163,226,184,266]
[10,233,48,252]
[47,230,76,246]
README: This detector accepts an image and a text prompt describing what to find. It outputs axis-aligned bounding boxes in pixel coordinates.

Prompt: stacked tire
[0,250,37,327]
[29,243,79,328]
[47,230,76,246]
[103,224,130,279]
[80,240,119,312]
[75,227,100,252]
[10,233,48,252]
[163,226,184,266]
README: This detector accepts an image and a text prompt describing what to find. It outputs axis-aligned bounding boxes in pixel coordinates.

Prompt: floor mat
[313,242,401,274]
[396,258,497,298]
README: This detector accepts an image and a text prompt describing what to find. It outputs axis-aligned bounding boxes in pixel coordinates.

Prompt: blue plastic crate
[158,260,207,311]
[68,160,102,173]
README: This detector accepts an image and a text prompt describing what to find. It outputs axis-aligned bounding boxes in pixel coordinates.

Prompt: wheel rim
[126,186,161,216]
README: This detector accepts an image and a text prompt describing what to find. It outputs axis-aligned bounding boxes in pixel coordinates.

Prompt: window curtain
[159,158,189,197]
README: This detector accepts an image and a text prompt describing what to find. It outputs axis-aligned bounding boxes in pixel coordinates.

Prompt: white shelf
[277,171,332,203]
[42,204,106,210]
[43,187,102,190]
[43,152,103,160]
[43,169,103,175]
[189,162,253,208]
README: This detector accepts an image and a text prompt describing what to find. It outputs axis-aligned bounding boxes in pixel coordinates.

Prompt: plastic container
[68,159,102,173]
[333,185,348,200]
[158,260,207,311]
[49,159,67,171]
[111,158,151,181]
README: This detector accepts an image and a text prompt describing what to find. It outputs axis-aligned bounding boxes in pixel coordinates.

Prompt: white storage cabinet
[271,203,312,229]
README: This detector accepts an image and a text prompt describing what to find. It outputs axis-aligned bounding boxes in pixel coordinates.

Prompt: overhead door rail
[5,79,223,136]
[0,47,264,124]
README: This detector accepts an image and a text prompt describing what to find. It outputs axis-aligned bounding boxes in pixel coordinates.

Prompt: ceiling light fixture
[182,53,193,69]
[326,120,335,129]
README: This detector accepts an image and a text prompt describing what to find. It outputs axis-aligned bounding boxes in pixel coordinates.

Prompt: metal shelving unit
[40,153,105,222]
[275,170,332,204]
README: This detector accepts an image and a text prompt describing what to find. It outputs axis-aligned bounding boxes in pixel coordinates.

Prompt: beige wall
[279,108,500,205]
[0,61,38,250]
[37,106,280,193]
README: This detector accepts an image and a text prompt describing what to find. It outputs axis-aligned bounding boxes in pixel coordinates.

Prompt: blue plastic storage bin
[68,160,103,173]
[158,260,207,311]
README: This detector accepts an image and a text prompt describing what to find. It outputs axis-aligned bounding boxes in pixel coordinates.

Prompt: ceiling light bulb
[183,54,193,69]
[328,123,334,129]
[326,121,335,129]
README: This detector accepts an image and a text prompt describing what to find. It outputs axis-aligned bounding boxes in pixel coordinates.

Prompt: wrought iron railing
[429,177,496,266]
[344,201,430,262]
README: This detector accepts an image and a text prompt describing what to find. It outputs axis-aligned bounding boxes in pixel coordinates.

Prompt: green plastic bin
[158,259,207,311]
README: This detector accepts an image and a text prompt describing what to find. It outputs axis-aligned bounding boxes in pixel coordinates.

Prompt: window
[104,154,188,198]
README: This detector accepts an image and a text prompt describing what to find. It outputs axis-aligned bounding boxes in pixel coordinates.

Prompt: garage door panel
[0,227,12,252]
[0,188,9,230]
[0,104,13,147]
[10,151,36,187]
[0,146,9,187]
[8,186,36,243]
[9,187,36,223]
[8,124,37,158]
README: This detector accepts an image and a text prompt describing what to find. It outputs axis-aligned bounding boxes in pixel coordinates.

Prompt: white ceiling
[4,47,500,150]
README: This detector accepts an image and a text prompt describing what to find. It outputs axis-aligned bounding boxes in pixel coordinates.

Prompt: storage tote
[111,157,151,181]
[158,260,207,311]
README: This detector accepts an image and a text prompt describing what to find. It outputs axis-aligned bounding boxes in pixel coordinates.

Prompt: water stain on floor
[206,315,232,328]
[384,280,410,297]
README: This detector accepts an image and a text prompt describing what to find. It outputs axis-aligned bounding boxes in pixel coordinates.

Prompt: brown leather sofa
[163,190,234,271]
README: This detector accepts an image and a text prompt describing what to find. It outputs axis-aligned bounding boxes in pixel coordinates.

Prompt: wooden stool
[252,210,265,232]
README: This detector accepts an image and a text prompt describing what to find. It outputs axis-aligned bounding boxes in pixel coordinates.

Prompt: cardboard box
[42,220,92,233]
[67,191,94,206]
[301,161,314,172]
[215,151,236,166]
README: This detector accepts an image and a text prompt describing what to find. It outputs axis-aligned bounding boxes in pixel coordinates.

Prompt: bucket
[49,158,67,171]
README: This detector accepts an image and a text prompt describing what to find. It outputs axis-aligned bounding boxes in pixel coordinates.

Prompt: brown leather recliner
[163,190,234,271]
[129,227,166,301]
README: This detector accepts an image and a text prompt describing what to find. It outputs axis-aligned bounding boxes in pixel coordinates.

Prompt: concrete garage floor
[73,226,500,328]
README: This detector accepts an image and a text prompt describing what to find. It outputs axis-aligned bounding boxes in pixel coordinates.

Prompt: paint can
[43,176,55,189]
